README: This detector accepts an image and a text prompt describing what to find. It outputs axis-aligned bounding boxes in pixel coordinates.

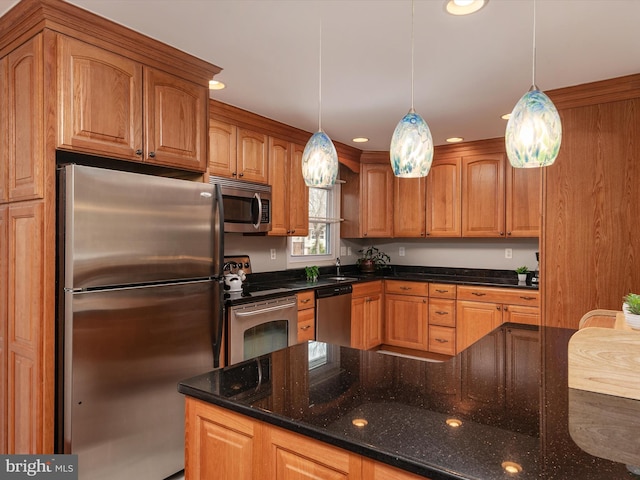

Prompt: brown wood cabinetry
[426,156,461,237]
[209,119,237,178]
[57,35,208,172]
[384,281,429,351]
[351,281,383,350]
[456,285,540,353]
[362,459,430,480]
[268,139,308,236]
[297,290,315,343]
[461,152,506,237]
[427,283,457,355]
[0,207,6,452]
[0,56,6,204]
[505,163,541,237]
[237,128,268,183]
[393,176,425,237]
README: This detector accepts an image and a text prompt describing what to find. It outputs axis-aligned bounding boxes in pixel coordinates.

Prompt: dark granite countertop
[178,324,639,479]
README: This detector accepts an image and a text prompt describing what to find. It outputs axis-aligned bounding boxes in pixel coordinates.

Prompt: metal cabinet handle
[504,306,509,311]
[400,286,412,290]
[300,299,311,304]
[520,296,536,300]
[435,311,448,315]
[148,151,156,158]
[435,289,449,293]
[135,149,143,156]
[471,292,486,297]
[232,172,237,176]
[435,338,448,343]
[239,172,244,177]
[300,325,311,331]
[496,306,502,311]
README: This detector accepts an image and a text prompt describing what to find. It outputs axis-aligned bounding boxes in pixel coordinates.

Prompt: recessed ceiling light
[501,113,511,120]
[446,418,463,427]
[352,137,369,143]
[209,79,226,90]
[446,137,464,143]
[445,0,488,16]
[501,461,523,474]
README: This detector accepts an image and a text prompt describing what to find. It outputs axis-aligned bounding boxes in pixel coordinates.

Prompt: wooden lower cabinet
[351,281,383,350]
[503,304,540,326]
[456,300,502,354]
[297,291,315,343]
[385,294,428,351]
[185,398,432,480]
[0,207,7,453]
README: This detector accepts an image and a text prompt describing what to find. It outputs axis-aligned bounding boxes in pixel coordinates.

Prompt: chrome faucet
[336,257,341,277]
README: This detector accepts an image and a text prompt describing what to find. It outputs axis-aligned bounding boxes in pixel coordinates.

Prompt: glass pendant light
[302,23,338,187]
[390,0,433,178]
[505,0,561,168]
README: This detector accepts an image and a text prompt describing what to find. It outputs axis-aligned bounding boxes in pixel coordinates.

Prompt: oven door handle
[233,301,297,317]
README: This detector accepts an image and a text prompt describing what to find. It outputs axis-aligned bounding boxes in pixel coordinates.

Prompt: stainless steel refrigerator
[57,164,224,480]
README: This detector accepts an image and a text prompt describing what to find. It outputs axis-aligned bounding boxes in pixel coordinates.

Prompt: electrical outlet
[399,247,405,257]
[347,247,352,256]
[270,248,276,260]
[505,248,512,259]
[340,246,347,256]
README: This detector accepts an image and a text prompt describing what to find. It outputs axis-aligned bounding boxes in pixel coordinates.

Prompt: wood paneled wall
[542,75,640,329]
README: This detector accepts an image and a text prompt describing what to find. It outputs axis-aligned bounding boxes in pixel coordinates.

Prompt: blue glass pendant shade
[505,87,562,168]
[390,109,434,177]
[302,130,339,187]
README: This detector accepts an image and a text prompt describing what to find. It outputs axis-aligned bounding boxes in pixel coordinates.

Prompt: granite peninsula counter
[178,324,639,479]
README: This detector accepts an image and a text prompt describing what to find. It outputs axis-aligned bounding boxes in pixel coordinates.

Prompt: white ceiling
[2,0,640,151]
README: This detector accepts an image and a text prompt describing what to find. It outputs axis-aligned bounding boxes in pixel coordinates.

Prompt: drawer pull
[471,292,486,297]
[300,299,311,304]
[435,311,449,315]
[519,296,536,301]
[435,338,449,343]
[400,286,412,291]
[300,325,311,331]
[435,289,449,293]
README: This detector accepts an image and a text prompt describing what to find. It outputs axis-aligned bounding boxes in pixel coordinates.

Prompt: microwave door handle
[252,193,262,229]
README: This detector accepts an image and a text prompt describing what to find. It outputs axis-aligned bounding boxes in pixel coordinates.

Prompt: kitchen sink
[326,276,358,282]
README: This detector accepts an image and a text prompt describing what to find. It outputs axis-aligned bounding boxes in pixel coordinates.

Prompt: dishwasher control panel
[316,284,353,298]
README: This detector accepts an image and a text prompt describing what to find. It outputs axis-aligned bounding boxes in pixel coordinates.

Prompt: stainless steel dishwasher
[315,284,353,347]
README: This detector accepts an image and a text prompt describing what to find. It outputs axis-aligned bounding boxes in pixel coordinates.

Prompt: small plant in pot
[622,293,640,330]
[515,266,529,282]
[356,246,390,273]
[305,265,320,282]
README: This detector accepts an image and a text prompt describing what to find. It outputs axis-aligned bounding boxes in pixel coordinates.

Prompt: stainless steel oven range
[227,294,298,365]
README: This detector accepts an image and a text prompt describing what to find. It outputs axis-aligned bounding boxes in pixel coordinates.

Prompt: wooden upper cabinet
[268,137,290,236]
[237,128,268,183]
[288,142,309,237]
[57,35,208,172]
[426,156,462,237]
[144,67,207,171]
[7,35,44,202]
[505,163,541,237]
[57,35,143,160]
[209,119,237,178]
[0,56,7,204]
[462,153,505,237]
[361,163,393,238]
[393,176,425,237]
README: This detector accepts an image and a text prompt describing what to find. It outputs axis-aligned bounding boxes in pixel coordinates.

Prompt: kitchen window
[288,184,340,267]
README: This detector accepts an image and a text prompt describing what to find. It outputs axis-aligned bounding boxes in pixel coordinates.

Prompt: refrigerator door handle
[213,183,225,368]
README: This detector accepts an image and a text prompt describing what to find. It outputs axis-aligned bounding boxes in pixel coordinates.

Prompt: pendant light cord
[318,22,323,131]
[532,0,537,87]
[411,0,415,110]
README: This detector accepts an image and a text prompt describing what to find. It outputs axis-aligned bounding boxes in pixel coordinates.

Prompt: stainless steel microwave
[209,176,272,233]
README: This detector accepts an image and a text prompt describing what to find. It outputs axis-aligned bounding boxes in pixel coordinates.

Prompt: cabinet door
[456,300,502,353]
[426,157,461,237]
[361,163,393,238]
[289,142,309,237]
[393,176,425,237]
[364,293,384,350]
[185,399,255,480]
[385,294,428,350]
[297,309,315,343]
[0,206,7,453]
[350,294,367,350]
[144,67,208,171]
[0,56,7,204]
[268,137,290,236]
[209,119,237,178]
[237,128,268,183]
[57,35,143,161]
[362,458,428,480]
[7,202,45,453]
[504,304,540,326]
[505,163,541,237]
[8,35,45,202]
[461,153,505,237]
[266,425,360,480]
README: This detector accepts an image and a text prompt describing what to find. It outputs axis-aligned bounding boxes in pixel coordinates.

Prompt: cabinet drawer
[297,290,315,310]
[352,280,382,298]
[297,308,315,342]
[429,283,456,299]
[385,280,429,296]
[457,285,539,306]
[429,326,456,356]
[429,299,456,327]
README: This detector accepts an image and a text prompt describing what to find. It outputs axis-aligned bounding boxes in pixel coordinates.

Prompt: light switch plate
[505,248,512,259]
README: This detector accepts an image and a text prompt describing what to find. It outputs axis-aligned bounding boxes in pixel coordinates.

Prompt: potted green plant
[356,246,390,273]
[515,266,529,282]
[305,265,320,282]
[622,293,640,330]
